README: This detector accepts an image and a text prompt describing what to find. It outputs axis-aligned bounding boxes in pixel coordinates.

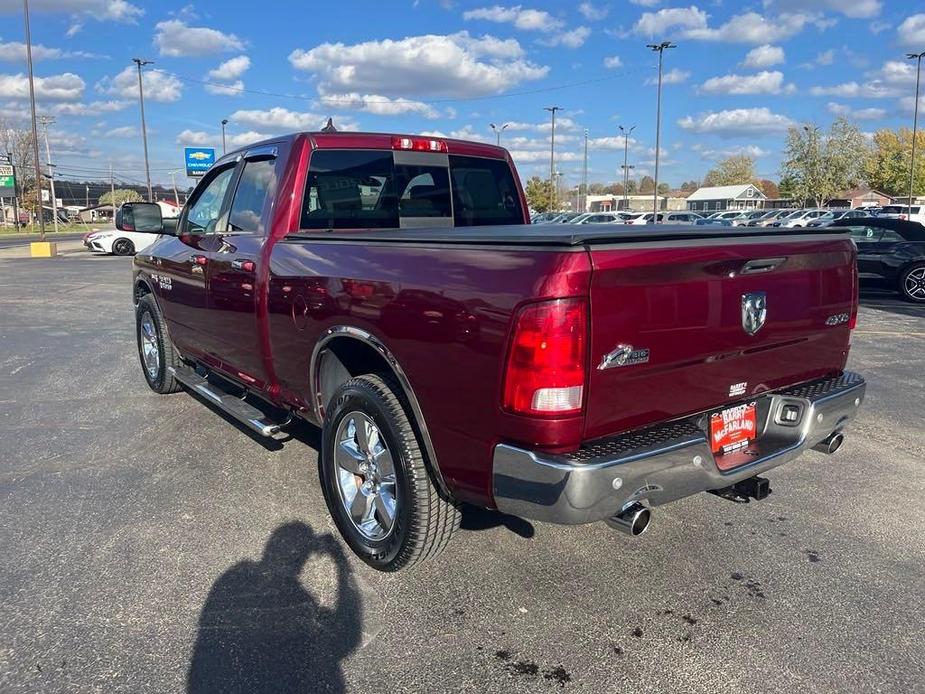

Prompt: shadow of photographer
[187,521,361,694]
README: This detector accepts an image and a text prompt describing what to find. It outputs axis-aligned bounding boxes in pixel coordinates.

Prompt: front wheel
[320,374,460,571]
[135,294,182,393]
[113,238,135,256]
[900,263,925,303]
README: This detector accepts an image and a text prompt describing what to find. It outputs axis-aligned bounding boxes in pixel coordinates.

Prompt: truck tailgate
[584,235,855,441]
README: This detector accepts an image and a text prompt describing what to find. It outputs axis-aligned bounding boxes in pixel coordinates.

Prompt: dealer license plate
[710,402,757,455]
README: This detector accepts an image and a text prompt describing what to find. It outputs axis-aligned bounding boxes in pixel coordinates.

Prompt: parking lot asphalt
[1,254,923,694]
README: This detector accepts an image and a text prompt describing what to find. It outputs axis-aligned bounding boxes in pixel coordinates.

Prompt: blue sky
[0,0,923,192]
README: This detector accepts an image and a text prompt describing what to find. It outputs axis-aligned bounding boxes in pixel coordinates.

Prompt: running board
[168,365,284,438]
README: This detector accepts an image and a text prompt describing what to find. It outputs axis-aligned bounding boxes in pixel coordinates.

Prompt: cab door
[204,146,281,387]
[156,165,236,362]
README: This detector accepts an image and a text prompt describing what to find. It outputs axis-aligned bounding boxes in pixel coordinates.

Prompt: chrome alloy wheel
[334,411,398,540]
[139,311,160,379]
[904,267,925,300]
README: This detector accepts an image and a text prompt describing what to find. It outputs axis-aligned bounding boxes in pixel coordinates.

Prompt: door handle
[231,259,256,272]
[190,254,208,266]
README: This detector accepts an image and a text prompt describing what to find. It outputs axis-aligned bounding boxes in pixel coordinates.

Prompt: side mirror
[116,202,164,233]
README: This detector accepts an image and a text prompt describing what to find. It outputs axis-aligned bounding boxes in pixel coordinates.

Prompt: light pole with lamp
[907,51,924,209]
[132,57,154,202]
[221,119,229,154]
[647,42,676,223]
[544,106,561,209]
[489,122,510,146]
[619,124,636,211]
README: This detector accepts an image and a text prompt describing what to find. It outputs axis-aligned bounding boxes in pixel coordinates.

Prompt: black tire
[899,263,925,303]
[113,238,135,256]
[320,374,460,571]
[135,294,182,393]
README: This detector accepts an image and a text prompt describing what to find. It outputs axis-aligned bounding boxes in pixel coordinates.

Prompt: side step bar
[169,365,284,438]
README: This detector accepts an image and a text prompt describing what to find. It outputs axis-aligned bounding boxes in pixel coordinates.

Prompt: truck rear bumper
[492,372,866,524]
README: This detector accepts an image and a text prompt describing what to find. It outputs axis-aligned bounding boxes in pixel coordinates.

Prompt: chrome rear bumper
[492,372,866,524]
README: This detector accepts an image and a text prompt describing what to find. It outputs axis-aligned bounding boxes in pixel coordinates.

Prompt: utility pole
[221,119,228,154]
[544,106,561,210]
[582,129,589,213]
[907,51,924,208]
[489,122,510,146]
[85,184,89,210]
[132,58,154,202]
[619,124,636,211]
[40,115,59,233]
[647,41,676,223]
[109,162,115,214]
[23,0,44,239]
[7,152,20,230]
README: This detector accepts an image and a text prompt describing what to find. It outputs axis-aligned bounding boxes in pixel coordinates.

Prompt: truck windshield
[300,149,522,230]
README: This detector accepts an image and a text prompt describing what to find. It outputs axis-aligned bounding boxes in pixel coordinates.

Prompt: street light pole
[489,122,510,146]
[132,58,154,202]
[907,51,924,209]
[619,124,636,210]
[221,119,228,154]
[6,152,20,229]
[170,170,180,208]
[40,115,59,233]
[647,41,676,223]
[582,129,589,213]
[23,0,45,239]
[544,106,561,210]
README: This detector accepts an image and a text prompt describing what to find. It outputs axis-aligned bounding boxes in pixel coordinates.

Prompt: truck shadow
[860,289,925,319]
[460,505,536,539]
[186,521,362,694]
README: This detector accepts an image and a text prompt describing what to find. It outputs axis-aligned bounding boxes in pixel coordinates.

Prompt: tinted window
[881,230,905,242]
[186,167,235,234]
[302,150,397,229]
[229,158,277,232]
[396,166,451,219]
[449,155,522,226]
[847,226,882,242]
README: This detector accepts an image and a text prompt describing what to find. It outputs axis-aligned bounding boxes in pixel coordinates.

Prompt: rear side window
[229,158,277,233]
[302,150,398,229]
[449,155,522,227]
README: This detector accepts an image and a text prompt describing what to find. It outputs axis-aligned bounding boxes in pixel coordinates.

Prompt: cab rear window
[300,149,522,229]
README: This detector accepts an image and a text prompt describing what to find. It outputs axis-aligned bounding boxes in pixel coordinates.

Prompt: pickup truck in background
[120,131,866,571]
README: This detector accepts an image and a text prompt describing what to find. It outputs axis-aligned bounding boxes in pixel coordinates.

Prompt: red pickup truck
[121,131,866,571]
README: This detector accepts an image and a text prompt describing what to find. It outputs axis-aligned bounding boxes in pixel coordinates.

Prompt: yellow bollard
[30,242,58,257]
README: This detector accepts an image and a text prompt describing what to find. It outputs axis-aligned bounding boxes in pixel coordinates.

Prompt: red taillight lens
[849,261,859,330]
[391,136,448,152]
[502,298,587,416]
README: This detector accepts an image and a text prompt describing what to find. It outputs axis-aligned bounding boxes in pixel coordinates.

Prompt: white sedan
[83,228,159,256]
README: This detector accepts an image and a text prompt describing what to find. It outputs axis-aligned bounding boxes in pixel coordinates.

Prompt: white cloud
[678,107,795,137]
[0,72,84,100]
[204,80,244,96]
[634,6,707,36]
[685,12,812,43]
[98,66,183,102]
[699,70,795,95]
[900,94,925,115]
[0,41,101,61]
[808,81,900,98]
[504,117,579,132]
[766,0,881,20]
[603,55,622,69]
[578,2,608,20]
[629,0,661,5]
[588,135,637,150]
[898,14,925,48]
[462,5,564,32]
[815,49,835,66]
[645,68,689,85]
[228,131,271,148]
[869,20,890,35]
[743,44,785,68]
[319,93,440,118]
[692,143,771,159]
[207,55,250,81]
[539,26,591,48]
[176,129,216,147]
[826,102,887,120]
[51,99,130,116]
[230,107,358,133]
[289,32,548,98]
[0,0,143,27]
[104,125,137,138]
[153,19,244,57]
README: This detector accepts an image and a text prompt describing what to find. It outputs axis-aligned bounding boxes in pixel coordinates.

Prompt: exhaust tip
[605,503,651,536]
[813,431,845,455]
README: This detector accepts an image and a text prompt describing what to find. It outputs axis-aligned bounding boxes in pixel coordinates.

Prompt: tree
[588,182,605,195]
[758,179,780,199]
[625,179,638,194]
[638,176,655,194]
[679,179,700,192]
[657,182,670,195]
[524,176,555,213]
[100,188,144,207]
[864,128,925,197]
[780,117,867,206]
[0,120,36,189]
[703,155,757,187]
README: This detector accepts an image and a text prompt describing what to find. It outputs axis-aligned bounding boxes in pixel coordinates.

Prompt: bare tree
[0,119,36,188]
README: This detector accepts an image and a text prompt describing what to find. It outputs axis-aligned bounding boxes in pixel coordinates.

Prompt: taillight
[849,261,859,330]
[502,298,587,416]
[391,136,448,152]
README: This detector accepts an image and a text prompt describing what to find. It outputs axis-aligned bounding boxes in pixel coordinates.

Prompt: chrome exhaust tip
[605,502,651,536]
[813,431,845,455]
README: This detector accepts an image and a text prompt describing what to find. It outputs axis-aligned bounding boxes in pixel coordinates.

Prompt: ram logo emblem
[742,292,767,336]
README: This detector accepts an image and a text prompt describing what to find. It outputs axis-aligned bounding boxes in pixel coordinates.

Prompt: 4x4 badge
[598,344,650,370]
[742,292,767,335]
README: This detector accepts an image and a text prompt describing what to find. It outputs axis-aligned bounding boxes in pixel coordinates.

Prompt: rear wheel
[900,263,925,303]
[136,294,182,393]
[320,374,459,571]
[113,238,135,256]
